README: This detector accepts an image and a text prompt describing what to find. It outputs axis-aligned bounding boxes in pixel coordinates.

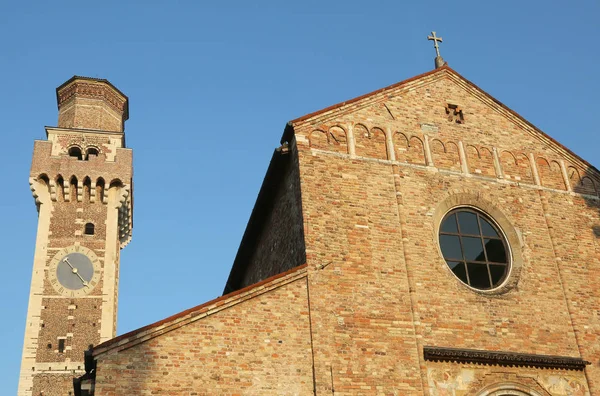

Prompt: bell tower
[18,77,133,396]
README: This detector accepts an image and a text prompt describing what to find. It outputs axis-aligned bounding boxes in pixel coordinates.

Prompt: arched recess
[477,381,546,396]
[369,127,387,160]
[83,177,92,202]
[37,174,51,196]
[580,176,598,196]
[31,174,52,209]
[498,152,524,183]
[406,136,426,165]
[354,124,387,159]
[68,146,82,160]
[309,129,328,150]
[516,153,534,184]
[466,145,496,178]
[393,132,409,163]
[430,139,461,171]
[55,175,65,202]
[69,176,78,202]
[84,223,95,235]
[499,152,534,184]
[96,178,106,203]
[327,126,348,154]
[567,166,581,190]
[109,179,123,189]
[536,157,566,190]
[499,151,518,180]
[86,146,99,160]
[108,179,125,209]
[567,165,598,196]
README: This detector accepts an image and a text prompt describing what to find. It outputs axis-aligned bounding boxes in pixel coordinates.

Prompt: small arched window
[84,223,95,236]
[68,146,82,160]
[86,147,99,160]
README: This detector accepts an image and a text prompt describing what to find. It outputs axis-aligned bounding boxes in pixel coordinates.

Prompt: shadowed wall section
[224,141,306,293]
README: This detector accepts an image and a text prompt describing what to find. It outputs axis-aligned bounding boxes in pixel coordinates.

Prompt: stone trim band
[423,346,591,371]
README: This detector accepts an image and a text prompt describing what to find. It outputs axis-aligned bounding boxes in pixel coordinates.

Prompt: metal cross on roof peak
[428,31,443,58]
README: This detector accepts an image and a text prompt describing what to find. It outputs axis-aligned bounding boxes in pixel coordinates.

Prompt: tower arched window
[68,146,82,160]
[69,176,78,202]
[84,223,95,236]
[86,147,99,160]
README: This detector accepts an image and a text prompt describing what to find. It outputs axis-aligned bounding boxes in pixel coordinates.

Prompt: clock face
[48,245,100,297]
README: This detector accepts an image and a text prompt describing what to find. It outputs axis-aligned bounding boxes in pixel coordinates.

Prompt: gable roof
[93,263,308,357]
[282,65,599,177]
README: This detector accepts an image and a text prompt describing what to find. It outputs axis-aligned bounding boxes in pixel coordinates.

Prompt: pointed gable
[284,66,599,196]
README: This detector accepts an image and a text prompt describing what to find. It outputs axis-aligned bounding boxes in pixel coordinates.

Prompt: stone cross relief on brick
[446,103,465,124]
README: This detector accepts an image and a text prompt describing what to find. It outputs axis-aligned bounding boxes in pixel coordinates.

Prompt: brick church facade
[21,65,599,395]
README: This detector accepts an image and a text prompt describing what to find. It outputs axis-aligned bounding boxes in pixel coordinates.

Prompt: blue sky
[1,0,599,392]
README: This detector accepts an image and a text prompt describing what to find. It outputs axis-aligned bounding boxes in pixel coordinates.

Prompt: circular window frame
[433,193,523,295]
[439,207,512,291]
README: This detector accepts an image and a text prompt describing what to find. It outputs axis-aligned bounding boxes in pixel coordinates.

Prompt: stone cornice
[45,126,125,137]
[283,66,599,181]
[57,77,129,120]
[423,346,591,371]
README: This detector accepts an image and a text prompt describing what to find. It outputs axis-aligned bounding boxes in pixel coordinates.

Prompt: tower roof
[56,75,129,121]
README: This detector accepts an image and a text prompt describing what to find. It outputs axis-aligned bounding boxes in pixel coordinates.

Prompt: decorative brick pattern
[19,77,133,396]
[63,67,600,395]
[56,77,129,133]
[354,124,387,159]
[430,139,461,172]
[289,67,599,395]
[537,157,566,190]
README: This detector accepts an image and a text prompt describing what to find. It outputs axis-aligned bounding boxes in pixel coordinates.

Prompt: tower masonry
[18,77,133,396]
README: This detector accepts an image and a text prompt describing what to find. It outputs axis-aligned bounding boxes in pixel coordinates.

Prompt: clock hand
[76,272,89,287]
[63,257,75,270]
[63,258,89,287]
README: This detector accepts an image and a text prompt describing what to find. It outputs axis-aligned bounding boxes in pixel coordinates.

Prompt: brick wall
[543,191,600,394]
[91,68,599,395]
[56,77,128,133]
[32,374,76,396]
[23,126,133,395]
[94,274,313,396]
[291,69,599,394]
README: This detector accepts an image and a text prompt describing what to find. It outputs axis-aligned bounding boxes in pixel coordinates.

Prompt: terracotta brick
[19,77,133,396]
[26,68,600,395]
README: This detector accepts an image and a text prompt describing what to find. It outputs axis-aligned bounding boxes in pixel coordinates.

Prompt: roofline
[223,144,298,294]
[56,75,130,121]
[93,263,308,355]
[56,75,129,101]
[291,66,447,125]
[283,65,599,175]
